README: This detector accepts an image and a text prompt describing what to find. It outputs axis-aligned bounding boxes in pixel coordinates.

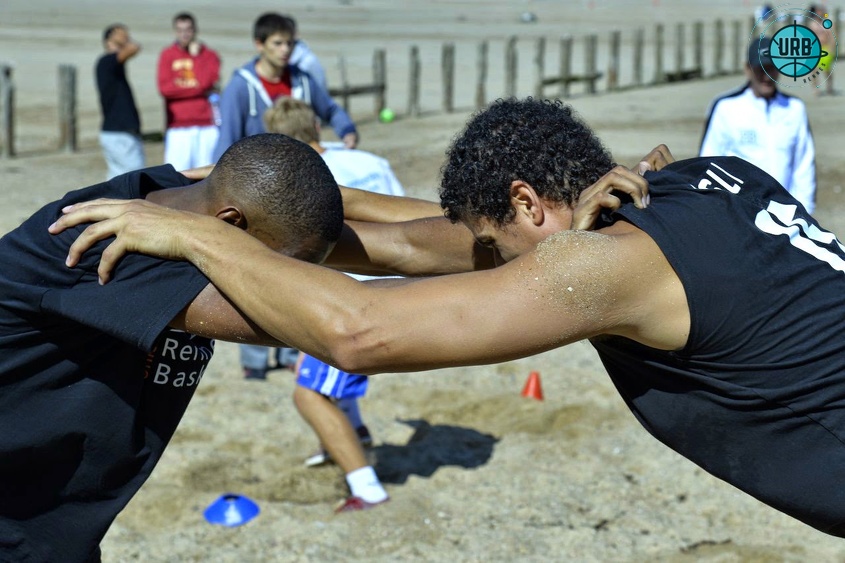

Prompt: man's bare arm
[325,217,497,276]
[339,186,442,223]
[116,40,141,64]
[331,163,658,274]
[49,199,686,374]
[170,282,290,347]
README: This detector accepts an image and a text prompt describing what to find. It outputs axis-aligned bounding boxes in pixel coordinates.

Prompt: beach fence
[2,13,842,158]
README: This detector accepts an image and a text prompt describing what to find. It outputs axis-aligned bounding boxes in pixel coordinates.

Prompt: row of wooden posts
[1,16,839,158]
[333,18,754,118]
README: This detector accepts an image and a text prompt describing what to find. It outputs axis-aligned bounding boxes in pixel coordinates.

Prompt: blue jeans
[240,345,298,371]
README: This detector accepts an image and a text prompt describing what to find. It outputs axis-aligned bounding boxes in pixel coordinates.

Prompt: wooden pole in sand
[654,23,665,84]
[607,30,620,91]
[337,55,350,112]
[675,23,685,79]
[476,40,488,109]
[693,21,703,77]
[505,36,517,98]
[442,43,455,113]
[534,37,546,99]
[633,28,644,87]
[714,19,724,76]
[732,20,742,73]
[58,64,77,153]
[0,64,14,158]
[559,35,572,98]
[408,45,420,118]
[373,49,386,116]
[584,34,597,94]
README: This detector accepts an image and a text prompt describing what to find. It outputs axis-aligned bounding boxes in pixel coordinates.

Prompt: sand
[2,1,845,561]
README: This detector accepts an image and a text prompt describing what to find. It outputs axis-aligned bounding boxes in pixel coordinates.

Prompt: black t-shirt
[592,156,845,535]
[95,52,141,133]
[0,166,213,560]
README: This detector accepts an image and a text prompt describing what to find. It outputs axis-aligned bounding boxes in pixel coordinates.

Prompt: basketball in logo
[769,21,828,79]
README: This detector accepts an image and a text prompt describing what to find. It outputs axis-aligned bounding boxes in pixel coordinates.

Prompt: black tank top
[591,156,845,534]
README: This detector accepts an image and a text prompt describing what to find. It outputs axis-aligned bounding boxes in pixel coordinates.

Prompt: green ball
[379,108,395,123]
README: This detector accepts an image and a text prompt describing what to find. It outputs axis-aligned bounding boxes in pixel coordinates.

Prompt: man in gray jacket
[212,12,357,162]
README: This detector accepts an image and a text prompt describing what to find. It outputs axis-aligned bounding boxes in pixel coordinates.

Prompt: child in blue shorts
[294,353,389,512]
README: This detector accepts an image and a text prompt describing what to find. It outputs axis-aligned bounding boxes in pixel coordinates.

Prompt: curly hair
[439,98,615,225]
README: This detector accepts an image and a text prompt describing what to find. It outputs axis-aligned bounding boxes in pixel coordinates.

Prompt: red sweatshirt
[157,42,221,129]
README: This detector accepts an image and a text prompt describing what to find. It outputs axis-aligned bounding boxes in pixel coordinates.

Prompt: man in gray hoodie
[212,12,357,162]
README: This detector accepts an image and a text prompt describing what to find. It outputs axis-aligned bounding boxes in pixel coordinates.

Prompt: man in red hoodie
[157,12,221,170]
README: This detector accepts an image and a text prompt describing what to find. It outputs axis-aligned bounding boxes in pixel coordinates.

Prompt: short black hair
[102,23,126,42]
[211,134,343,261]
[439,98,615,225]
[253,12,297,43]
[173,12,196,27]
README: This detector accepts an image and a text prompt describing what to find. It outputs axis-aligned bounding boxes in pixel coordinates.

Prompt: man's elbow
[320,315,389,375]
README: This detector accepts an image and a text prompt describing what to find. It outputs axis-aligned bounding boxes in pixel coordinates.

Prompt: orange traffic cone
[521,371,544,401]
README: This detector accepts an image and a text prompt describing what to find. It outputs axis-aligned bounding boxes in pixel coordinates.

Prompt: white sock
[346,466,388,503]
[337,398,364,430]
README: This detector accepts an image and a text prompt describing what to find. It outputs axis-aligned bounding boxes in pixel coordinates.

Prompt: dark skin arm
[170,282,291,347]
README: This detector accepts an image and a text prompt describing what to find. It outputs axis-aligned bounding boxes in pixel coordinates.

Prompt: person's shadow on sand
[372,419,498,484]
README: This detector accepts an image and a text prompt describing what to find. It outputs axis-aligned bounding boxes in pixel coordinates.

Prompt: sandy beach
[2,1,845,561]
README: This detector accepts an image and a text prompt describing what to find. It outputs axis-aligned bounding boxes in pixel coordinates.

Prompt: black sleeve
[40,253,209,353]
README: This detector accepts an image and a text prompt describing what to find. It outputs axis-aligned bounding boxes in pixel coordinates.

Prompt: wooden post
[373,49,386,116]
[675,23,685,78]
[654,23,664,84]
[732,20,742,73]
[476,40,488,109]
[633,28,644,87]
[607,30,620,91]
[0,64,13,158]
[559,35,572,98]
[58,64,77,153]
[408,45,421,117]
[585,34,597,94]
[693,21,703,77]
[337,55,350,112]
[505,36,518,98]
[714,19,724,76]
[534,37,546,99]
[442,43,455,113]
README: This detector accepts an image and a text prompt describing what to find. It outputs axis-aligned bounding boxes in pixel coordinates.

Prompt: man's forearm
[339,186,443,223]
[325,216,496,276]
[180,220,368,363]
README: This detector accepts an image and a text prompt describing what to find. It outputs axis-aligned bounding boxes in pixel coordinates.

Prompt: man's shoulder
[201,44,221,58]
[651,156,760,183]
[775,90,807,110]
[96,52,118,69]
[708,85,750,111]
[227,63,257,85]
[136,164,191,190]
[158,43,178,57]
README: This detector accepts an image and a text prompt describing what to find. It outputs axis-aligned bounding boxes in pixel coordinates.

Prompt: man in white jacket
[700,37,817,213]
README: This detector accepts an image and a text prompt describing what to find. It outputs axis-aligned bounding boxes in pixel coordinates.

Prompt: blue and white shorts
[296,354,368,399]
